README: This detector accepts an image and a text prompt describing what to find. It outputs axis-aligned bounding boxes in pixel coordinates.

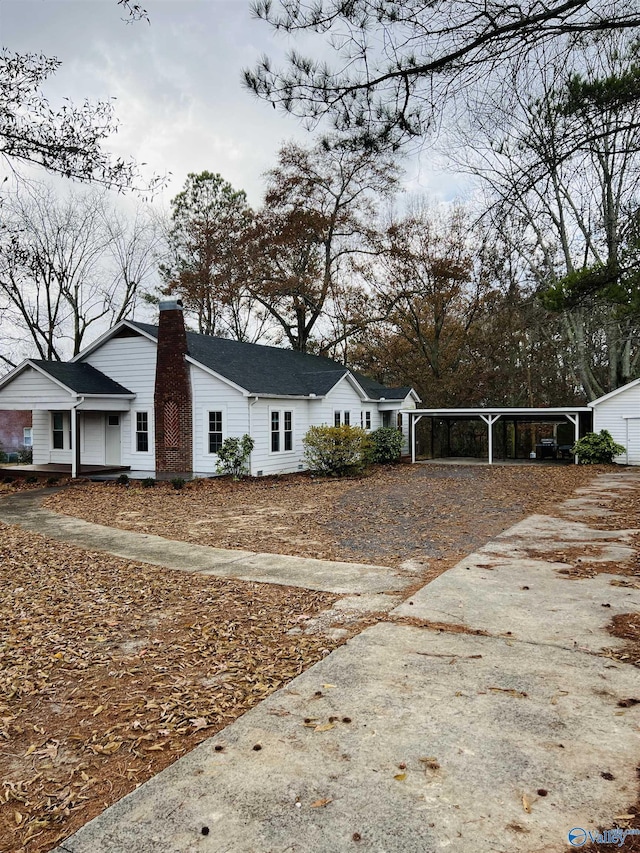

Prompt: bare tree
[0,182,161,365]
[459,34,640,398]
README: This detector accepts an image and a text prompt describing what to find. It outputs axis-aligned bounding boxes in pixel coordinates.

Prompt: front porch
[0,463,131,478]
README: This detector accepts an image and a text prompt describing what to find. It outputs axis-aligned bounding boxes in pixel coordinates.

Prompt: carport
[405,407,593,464]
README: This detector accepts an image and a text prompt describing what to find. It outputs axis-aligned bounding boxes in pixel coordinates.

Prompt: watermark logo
[568,827,640,848]
[568,828,588,847]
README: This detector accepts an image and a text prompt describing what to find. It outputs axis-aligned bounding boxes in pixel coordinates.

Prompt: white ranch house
[0,301,419,477]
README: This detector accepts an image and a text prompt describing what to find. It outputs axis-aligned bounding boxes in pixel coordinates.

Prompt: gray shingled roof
[31,360,134,396]
[131,322,412,400]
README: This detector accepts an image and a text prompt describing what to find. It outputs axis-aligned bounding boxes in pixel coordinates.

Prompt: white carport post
[479,414,501,464]
[410,413,424,464]
[565,414,580,464]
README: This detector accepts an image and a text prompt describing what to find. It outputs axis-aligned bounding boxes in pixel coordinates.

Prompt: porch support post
[71,409,79,479]
[480,414,501,465]
[566,414,579,464]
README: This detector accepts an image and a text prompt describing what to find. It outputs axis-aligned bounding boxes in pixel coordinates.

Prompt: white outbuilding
[590,379,640,465]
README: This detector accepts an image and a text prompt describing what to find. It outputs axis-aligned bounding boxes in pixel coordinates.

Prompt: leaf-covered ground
[0,462,628,852]
[0,526,338,853]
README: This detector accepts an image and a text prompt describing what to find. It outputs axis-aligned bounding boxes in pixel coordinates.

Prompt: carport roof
[404,407,592,419]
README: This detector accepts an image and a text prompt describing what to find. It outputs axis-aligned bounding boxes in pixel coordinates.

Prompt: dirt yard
[1,462,638,852]
[44,463,603,580]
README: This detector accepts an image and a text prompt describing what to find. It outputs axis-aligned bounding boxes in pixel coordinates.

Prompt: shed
[590,379,640,464]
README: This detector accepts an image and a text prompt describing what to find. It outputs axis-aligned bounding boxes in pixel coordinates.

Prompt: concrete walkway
[0,489,417,597]
[2,473,639,852]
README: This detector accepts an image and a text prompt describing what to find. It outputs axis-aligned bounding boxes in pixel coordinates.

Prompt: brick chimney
[154,299,193,473]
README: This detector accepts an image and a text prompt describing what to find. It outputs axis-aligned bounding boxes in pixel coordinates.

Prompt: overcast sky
[1,0,469,208]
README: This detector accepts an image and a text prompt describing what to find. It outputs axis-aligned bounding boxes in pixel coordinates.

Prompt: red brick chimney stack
[154,299,193,473]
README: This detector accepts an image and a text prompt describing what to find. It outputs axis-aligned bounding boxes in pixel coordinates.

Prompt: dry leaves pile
[0,524,338,853]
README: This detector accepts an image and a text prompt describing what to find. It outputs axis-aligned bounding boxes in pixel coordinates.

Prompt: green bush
[572,430,626,464]
[303,424,369,477]
[216,434,255,480]
[0,449,6,464]
[142,477,156,488]
[116,473,130,486]
[171,476,186,490]
[368,427,404,464]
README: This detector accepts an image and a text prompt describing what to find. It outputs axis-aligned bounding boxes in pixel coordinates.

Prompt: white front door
[105,414,121,465]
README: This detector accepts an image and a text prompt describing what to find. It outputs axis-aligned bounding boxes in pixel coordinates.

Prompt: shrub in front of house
[572,430,626,464]
[171,477,186,490]
[368,427,404,464]
[303,425,370,477]
[216,434,255,480]
[17,446,33,464]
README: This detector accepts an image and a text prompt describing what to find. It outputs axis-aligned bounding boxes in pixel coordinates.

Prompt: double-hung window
[284,411,293,451]
[333,410,351,427]
[136,412,149,452]
[23,427,33,448]
[52,412,65,449]
[208,411,223,454]
[271,410,293,453]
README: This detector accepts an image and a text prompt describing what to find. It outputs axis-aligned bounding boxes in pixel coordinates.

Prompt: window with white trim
[284,410,293,451]
[52,412,66,449]
[208,411,223,454]
[365,411,371,430]
[334,411,341,427]
[23,427,33,448]
[333,410,351,426]
[136,412,149,452]
[271,409,293,453]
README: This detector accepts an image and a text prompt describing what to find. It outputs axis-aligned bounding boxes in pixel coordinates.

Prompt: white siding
[593,384,640,464]
[248,398,313,476]
[190,365,248,474]
[316,376,364,429]
[398,395,417,455]
[32,410,51,465]
[0,367,73,408]
[83,335,157,470]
